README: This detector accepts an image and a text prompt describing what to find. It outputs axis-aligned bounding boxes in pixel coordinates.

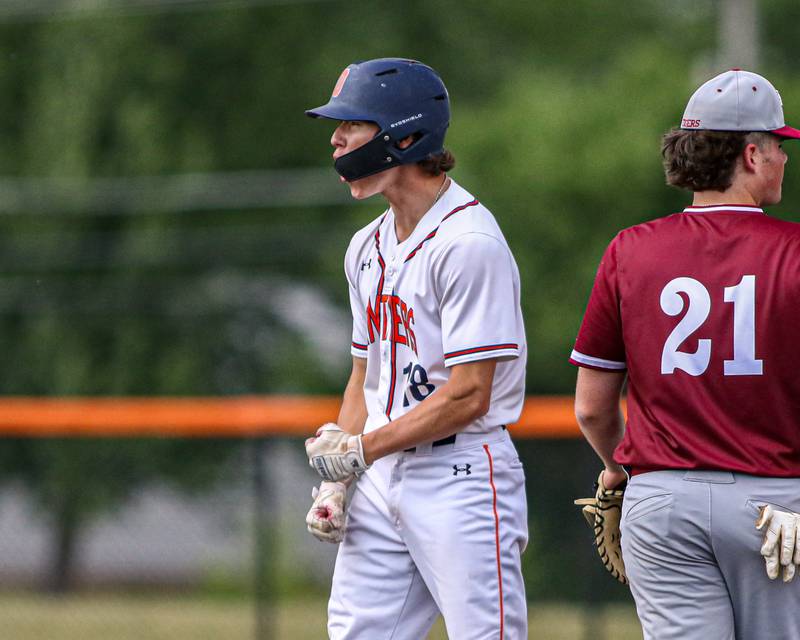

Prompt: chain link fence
[0,434,640,640]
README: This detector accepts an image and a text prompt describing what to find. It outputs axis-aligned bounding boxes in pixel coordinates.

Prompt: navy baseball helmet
[306,58,450,181]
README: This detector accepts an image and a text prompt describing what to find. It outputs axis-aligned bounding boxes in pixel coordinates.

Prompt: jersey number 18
[402,363,435,407]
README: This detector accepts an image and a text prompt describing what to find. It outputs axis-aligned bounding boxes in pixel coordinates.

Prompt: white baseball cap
[680,69,800,139]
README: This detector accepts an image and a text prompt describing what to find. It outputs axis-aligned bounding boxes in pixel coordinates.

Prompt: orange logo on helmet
[332,68,350,98]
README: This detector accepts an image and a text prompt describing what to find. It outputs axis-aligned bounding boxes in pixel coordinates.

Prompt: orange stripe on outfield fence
[0,396,584,438]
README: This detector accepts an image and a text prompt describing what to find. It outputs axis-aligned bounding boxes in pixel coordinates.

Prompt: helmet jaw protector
[306,58,450,182]
[334,128,448,182]
[334,134,397,182]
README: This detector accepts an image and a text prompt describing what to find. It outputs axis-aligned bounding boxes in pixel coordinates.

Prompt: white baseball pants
[328,428,528,639]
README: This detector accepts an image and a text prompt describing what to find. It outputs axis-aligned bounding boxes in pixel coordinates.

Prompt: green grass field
[0,593,642,639]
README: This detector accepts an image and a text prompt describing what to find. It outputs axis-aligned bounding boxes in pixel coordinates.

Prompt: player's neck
[691,184,759,208]
[384,173,450,243]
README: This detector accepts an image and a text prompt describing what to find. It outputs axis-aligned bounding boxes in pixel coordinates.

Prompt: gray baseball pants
[620,470,800,640]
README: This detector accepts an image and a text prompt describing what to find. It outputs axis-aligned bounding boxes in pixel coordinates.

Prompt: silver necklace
[390,177,450,243]
[431,176,449,209]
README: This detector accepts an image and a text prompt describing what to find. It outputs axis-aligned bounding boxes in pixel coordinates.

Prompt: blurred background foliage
[0,0,798,604]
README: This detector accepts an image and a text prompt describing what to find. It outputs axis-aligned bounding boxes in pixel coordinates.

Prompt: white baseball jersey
[332,179,529,638]
[344,179,527,435]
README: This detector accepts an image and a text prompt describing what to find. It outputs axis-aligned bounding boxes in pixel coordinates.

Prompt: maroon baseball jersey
[571,204,800,476]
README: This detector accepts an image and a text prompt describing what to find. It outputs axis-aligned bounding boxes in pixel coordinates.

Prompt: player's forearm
[574,367,627,474]
[338,386,367,436]
[577,408,625,472]
[337,358,368,435]
[361,386,484,463]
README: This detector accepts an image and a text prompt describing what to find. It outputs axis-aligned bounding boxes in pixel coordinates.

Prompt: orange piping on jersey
[444,343,518,360]
[403,199,479,262]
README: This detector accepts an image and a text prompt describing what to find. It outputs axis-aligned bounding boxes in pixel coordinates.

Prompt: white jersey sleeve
[435,232,523,367]
[344,237,370,359]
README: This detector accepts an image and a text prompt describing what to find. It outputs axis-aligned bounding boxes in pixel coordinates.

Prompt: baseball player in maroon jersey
[571,69,800,639]
[303,58,528,639]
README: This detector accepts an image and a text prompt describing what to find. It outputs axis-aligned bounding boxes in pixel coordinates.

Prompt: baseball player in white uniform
[303,58,529,639]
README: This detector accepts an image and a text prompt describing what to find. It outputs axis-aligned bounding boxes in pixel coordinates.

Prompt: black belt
[404,434,456,453]
[404,426,505,453]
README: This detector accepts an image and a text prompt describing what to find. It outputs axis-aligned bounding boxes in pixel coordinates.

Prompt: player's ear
[742,142,760,173]
[397,135,415,150]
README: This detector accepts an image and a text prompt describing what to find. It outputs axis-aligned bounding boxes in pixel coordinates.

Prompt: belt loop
[683,470,736,484]
[415,441,433,456]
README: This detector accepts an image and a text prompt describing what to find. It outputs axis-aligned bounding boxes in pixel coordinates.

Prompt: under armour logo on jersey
[361,259,372,271]
[453,464,471,476]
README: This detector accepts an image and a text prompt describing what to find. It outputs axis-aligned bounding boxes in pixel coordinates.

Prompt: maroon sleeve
[570,236,627,371]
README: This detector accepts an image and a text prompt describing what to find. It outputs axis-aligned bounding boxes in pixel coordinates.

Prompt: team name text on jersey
[366,293,417,353]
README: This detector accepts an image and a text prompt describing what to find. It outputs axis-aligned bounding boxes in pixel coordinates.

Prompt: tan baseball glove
[574,471,628,585]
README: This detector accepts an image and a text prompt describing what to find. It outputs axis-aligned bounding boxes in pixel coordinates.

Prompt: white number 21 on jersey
[660,275,763,376]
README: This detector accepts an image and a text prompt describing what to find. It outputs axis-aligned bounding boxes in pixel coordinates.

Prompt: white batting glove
[306,481,347,544]
[305,423,369,482]
[755,505,800,582]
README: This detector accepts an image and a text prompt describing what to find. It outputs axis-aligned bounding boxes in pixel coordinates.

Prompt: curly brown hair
[418,149,455,176]
[661,129,773,192]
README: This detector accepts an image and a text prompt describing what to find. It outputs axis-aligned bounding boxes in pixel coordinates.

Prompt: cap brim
[305,102,373,122]
[771,125,800,139]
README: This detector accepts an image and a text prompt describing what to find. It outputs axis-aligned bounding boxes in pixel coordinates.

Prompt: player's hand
[755,505,800,582]
[600,467,628,490]
[305,423,369,482]
[306,481,347,543]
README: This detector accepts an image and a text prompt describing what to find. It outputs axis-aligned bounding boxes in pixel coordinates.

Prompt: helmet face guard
[306,58,450,182]
[333,134,396,182]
